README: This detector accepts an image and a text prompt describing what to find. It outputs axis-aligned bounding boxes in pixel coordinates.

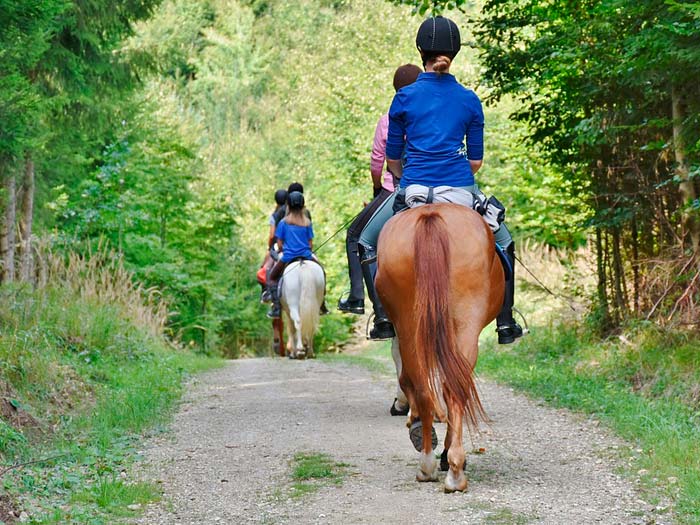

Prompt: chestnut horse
[375,203,504,492]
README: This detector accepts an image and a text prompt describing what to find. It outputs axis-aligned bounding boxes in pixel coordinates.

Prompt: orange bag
[256,266,267,286]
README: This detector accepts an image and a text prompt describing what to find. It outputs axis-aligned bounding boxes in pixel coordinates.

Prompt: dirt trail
[132,356,670,525]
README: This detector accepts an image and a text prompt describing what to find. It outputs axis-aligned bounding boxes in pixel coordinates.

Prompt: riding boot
[360,256,396,340]
[360,244,377,266]
[266,284,281,319]
[496,243,523,344]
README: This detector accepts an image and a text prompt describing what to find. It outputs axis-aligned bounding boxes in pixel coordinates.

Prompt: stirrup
[266,307,281,319]
[360,246,377,265]
[369,320,395,340]
[496,322,523,344]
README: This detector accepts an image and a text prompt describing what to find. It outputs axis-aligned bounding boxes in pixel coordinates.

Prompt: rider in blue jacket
[359,16,522,344]
[266,191,314,319]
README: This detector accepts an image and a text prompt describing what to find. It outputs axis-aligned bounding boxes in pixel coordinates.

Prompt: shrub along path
[131,356,669,524]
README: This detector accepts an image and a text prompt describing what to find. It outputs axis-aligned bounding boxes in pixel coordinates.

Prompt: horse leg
[272,318,284,357]
[399,372,416,424]
[440,408,467,472]
[290,311,304,359]
[283,311,295,359]
[411,392,437,482]
[443,403,468,493]
[306,336,314,359]
[390,338,409,415]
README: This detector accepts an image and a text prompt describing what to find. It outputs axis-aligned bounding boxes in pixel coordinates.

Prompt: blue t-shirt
[386,72,484,189]
[275,220,314,263]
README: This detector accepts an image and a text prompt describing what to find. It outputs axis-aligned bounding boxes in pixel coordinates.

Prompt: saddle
[393,184,505,233]
[393,184,511,280]
[278,256,324,290]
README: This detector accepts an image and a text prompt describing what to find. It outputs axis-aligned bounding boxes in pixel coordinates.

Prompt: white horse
[280,260,325,359]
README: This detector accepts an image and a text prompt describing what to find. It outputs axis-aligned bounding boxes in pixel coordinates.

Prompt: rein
[513,254,578,313]
[313,211,361,254]
[277,210,361,281]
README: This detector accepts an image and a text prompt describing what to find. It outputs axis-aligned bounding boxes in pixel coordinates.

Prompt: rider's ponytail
[432,55,452,74]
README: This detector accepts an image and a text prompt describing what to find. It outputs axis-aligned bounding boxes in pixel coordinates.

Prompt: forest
[2,0,698,353]
[1,0,700,522]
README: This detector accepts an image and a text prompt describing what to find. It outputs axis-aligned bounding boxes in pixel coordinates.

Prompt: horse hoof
[440,449,467,472]
[390,398,409,416]
[416,451,438,482]
[444,469,468,493]
[409,419,438,452]
[416,471,438,482]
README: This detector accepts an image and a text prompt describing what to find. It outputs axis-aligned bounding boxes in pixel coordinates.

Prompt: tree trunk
[611,226,627,316]
[630,217,639,313]
[595,226,611,331]
[671,85,700,254]
[19,155,35,282]
[1,171,17,283]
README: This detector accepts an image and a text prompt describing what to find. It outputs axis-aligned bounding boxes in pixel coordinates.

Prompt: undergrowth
[0,250,222,523]
[474,243,699,523]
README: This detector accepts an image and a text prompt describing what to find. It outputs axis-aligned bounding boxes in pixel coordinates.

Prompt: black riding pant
[345,188,393,301]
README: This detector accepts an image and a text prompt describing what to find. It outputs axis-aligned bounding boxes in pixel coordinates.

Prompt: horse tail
[413,211,486,430]
[298,262,322,342]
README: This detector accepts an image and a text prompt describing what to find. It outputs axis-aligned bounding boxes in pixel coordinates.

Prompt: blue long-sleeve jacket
[386,72,484,188]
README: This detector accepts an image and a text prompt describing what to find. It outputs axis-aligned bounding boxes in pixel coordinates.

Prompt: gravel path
[131,357,671,525]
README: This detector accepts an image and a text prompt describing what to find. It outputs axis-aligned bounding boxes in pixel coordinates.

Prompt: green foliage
[388,0,471,15]
[7,0,589,356]
[0,255,221,522]
[475,0,700,326]
[0,0,66,161]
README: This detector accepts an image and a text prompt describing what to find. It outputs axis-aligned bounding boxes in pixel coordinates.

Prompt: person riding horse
[358,16,523,344]
[266,191,327,319]
[338,63,422,341]
[258,188,288,304]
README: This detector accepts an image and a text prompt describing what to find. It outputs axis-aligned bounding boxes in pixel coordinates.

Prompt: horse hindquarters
[298,263,325,358]
[281,261,324,359]
[376,204,498,492]
[281,264,303,358]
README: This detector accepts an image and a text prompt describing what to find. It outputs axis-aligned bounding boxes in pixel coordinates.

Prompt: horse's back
[379,204,492,267]
[376,203,503,330]
[282,260,325,302]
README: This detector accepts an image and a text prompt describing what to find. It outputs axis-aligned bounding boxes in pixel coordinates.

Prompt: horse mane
[413,210,487,431]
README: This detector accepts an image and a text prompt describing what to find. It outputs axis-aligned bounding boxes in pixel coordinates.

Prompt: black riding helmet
[274,189,288,206]
[288,190,305,210]
[288,182,304,194]
[415,16,461,59]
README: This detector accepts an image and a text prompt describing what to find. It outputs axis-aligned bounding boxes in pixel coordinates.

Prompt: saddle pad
[404,185,475,208]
